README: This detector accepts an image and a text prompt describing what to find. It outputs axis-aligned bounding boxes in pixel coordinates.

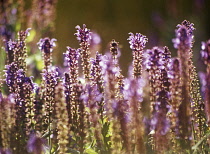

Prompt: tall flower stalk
[75,24,92,80]
[0,94,15,151]
[125,78,145,153]
[38,37,56,70]
[172,20,195,151]
[128,32,148,78]
[63,47,79,125]
[200,40,210,126]
[55,82,69,154]
[41,67,58,152]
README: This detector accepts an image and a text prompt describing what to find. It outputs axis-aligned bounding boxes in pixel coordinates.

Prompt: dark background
[1,0,210,76]
[53,0,210,75]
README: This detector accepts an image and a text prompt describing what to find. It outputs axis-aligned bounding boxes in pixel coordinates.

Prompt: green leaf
[85,147,98,154]
[192,131,210,153]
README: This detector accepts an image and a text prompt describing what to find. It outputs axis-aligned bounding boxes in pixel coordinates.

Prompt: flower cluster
[0,20,209,154]
[128,33,148,78]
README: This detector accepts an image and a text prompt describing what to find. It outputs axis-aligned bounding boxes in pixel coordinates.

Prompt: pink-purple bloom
[75,24,92,43]
[201,40,210,65]
[128,33,148,51]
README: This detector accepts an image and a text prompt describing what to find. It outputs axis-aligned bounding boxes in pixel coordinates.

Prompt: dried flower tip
[75,24,92,43]
[163,46,171,61]
[37,37,57,53]
[180,20,195,35]
[201,39,210,65]
[110,39,119,57]
[128,32,148,51]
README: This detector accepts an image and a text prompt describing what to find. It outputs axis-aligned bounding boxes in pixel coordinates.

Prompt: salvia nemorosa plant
[0,20,210,154]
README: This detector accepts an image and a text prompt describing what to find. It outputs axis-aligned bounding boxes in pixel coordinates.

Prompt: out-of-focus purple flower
[0,148,12,154]
[168,58,180,79]
[144,47,164,70]
[124,77,145,104]
[199,72,206,95]
[150,89,170,152]
[100,54,120,79]
[128,33,148,51]
[91,31,101,45]
[75,24,92,43]
[200,39,210,125]
[172,20,195,50]
[151,105,170,136]
[80,83,102,106]
[88,31,102,57]
[27,133,46,154]
[200,39,210,65]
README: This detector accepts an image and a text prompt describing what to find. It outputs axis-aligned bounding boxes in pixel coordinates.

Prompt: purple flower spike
[75,24,92,43]
[128,33,148,51]
[38,37,56,69]
[75,24,92,80]
[37,37,57,54]
[201,39,210,65]
[172,20,195,50]
[128,32,148,78]
[27,133,46,154]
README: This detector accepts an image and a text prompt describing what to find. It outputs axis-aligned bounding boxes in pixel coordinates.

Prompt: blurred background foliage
[1,0,210,76]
